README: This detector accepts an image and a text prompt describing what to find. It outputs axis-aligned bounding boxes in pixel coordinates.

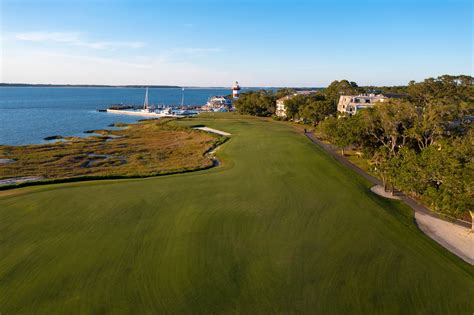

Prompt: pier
[105,108,176,117]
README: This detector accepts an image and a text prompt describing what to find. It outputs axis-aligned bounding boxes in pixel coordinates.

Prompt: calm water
[0,87,238,145]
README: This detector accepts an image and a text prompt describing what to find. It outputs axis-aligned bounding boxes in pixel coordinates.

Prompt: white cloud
[2,31,232,85]
[0,49,231,86]
[16,32,80,42]
[14,31,144,50]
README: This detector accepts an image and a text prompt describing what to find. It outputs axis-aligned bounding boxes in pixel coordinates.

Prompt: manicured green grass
[0,113,473,314]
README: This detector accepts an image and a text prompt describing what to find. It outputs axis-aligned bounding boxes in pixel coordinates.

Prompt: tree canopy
[316,75,473,223]
[233,90,276,116]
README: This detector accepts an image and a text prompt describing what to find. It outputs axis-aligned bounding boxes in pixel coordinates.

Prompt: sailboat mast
[181,87,185,107]
[143,87,149,110]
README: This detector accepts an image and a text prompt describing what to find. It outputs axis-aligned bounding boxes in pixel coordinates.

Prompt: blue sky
[1,0,472,87]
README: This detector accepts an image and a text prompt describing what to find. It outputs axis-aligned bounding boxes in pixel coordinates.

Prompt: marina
[105,108,197,118]
[103,87,199,118]
[101,82,241,118]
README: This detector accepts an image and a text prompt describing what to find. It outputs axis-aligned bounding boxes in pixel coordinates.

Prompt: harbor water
[0,87,241,145]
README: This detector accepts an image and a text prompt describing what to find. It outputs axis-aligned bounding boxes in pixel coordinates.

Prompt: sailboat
[141,87,151,112]
[175,87,196,116]
[144,87,149,109]
[106,86,196,118]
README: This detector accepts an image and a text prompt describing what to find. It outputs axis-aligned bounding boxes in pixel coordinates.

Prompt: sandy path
[370,185,401,200]
[415,211,473,264]
[193,127,231,136]
[371,184,473,265]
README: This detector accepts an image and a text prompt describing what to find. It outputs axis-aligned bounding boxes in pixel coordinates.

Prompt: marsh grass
[0,119,221,183]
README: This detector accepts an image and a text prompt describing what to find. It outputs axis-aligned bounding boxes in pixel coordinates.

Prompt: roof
[339,94,388,100]
[277,90,319,103]
[277,95,294,102]
[295,90,319,95]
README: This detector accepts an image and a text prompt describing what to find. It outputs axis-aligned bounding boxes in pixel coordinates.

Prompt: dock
[105,108,186,118]
[96,87,203,117]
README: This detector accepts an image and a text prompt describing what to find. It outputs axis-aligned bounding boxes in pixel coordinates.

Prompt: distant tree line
[234,80,361,123]
[232,90,277,116]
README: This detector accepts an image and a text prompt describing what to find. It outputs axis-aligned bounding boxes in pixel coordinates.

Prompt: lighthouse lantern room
[232,81,241,99]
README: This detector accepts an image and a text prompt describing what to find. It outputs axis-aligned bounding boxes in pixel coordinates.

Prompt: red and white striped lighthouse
[232,81,241,99]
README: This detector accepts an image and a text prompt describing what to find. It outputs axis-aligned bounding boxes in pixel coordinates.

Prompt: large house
[276,95,292,117]
[276,90,319,118]
[337,94,389,115]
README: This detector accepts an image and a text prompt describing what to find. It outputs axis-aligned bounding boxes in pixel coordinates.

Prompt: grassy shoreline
[0,118,225,188]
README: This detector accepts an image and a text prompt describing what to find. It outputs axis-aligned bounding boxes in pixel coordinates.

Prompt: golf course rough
[0,113,473,314]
